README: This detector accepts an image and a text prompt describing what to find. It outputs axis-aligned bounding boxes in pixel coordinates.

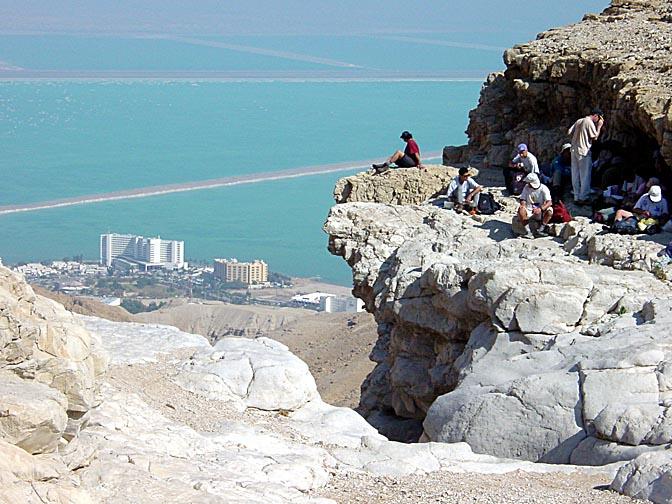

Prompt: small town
[8,232,363,314]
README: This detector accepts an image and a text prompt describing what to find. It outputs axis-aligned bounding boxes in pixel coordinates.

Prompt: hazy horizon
[1,1,609,38]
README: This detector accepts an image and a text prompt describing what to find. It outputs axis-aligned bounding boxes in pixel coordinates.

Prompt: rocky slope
[443,0,672,176]
[324,176,672,500]
[2,263,633,503]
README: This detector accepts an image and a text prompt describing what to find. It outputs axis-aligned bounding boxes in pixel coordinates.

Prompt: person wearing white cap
[515,172,553,237]
[613,185,668,223]
[509,143,539,175]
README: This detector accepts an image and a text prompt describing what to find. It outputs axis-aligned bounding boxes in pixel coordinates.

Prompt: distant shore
[0,154,441,215]
[0,69,487,82]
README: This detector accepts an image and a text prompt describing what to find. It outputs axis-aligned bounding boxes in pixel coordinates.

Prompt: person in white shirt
[446,167,481,210]
[516,172,553,237]
[614,185,668,223]
[509,143,539,175]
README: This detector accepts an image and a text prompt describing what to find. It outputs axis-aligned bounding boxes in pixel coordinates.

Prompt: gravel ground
[312,471,637,504]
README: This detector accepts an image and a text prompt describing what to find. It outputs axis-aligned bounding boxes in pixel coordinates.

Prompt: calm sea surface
[0,25,580,284]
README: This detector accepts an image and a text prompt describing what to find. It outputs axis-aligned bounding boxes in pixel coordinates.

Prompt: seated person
[509,143,539,174]
[372,130,423,172]
[446,167,481,210]
[550,143,572,199]
[515,173,553,237]
[614,185,668,223]
[620,170,646,207]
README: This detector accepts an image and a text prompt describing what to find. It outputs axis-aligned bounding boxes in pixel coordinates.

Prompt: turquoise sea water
[0,76,481,285]
[1,23,584,284]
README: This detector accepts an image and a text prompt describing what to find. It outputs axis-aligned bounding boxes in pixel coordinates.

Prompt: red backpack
[550,200,572,223]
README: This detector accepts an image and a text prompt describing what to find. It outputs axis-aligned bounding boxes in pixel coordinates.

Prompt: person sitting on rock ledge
[513,173,553,238]
[445,167,481,212]
[613,185,668,224]
[372,130,423,174]
[509,143,539,175]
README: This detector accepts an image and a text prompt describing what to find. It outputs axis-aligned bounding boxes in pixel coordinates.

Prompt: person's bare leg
[614,209,632,222]
[542,210,553,225]
[387,150,405,164]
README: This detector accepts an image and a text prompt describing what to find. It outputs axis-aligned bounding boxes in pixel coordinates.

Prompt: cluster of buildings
[100,233,186,271]
[12,260,107,278]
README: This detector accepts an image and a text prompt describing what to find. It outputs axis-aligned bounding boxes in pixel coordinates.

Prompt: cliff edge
[444,0,672,175]
[325,2,672,501]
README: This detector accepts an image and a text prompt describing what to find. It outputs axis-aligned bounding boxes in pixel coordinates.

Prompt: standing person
[446,167,482,211]
[372,131,423,172]
[509,143,539,174]
[515,173,553,237]
[568,109,605,204]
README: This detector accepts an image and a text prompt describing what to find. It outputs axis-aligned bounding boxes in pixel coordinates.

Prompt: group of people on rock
[370,118,670,239]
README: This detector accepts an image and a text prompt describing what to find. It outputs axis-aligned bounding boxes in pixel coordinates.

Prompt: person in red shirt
[372,131,424,172]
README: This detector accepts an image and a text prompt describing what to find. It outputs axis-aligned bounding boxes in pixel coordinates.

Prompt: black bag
[510,171,527,196]
[477,192,501,215]
[612,216,640,235]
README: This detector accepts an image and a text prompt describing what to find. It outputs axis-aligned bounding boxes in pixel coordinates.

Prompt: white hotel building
[100,233,185,270]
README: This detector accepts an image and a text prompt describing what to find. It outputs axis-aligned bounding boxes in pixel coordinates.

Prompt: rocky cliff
[443,0,672,177]
[324,2,672,501]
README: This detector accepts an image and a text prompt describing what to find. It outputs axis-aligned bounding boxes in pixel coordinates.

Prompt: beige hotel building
[213,259,268,285]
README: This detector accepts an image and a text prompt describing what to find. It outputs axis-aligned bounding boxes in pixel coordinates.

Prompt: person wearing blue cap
[509,143,539,175]
[568,109,605,204]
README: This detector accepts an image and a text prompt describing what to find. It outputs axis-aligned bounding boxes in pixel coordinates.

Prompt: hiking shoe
[372,162,389,169]
[534,225,549,237]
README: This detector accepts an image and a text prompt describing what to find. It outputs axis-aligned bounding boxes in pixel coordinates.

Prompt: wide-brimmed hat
[648,185,662,203]
[400,131,412,140]
[523,172,541,189]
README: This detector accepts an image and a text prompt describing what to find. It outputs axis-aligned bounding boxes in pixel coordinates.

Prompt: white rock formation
[323,195,672,499]
[0,264,621,503]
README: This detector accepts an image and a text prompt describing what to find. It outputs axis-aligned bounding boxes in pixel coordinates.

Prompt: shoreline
[0,154,441,215]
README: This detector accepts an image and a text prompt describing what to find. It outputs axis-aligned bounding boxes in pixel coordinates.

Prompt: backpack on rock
[550,200,572,223]
[477,192,502,215]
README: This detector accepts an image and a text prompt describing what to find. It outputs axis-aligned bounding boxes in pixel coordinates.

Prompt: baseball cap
[591,108,605,121]
[517,143,528,152]
[648,185,662,203]
[523,172,541,189]
[561,143,571,152]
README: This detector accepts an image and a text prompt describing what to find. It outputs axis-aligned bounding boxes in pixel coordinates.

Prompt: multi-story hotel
[213,258,268,285]
[100,233,185,270]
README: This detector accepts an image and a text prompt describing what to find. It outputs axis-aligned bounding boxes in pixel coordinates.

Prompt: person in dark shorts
[372,131,423,172]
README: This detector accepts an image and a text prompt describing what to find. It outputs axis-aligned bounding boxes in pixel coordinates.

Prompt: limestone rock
[324,197,672,467]
[0,372,68,454]
[176,336,319,411]
[0,266,109,448]
[612,452,672,503]
[334,164,458,205]
[443,1,672,172]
